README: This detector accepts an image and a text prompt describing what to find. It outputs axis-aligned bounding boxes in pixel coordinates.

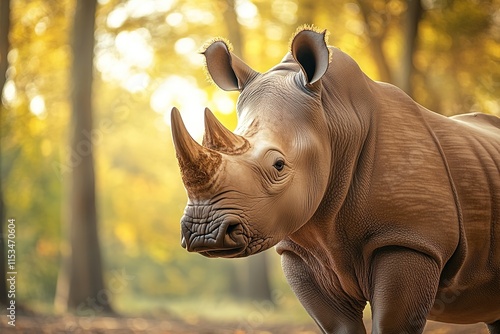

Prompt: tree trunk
[0,0,11,307]
[357,0,393,83]
[245,252,272,301]
[398,0,423,96]
[55,0,112,313]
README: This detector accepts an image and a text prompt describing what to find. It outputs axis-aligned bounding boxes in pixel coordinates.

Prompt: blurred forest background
[0,0,498,332]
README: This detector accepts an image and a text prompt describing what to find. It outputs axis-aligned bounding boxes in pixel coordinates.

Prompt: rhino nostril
[224,222,244,246]
[226,223,239,236]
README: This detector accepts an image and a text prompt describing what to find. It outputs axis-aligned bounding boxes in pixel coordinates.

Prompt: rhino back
[451,112,500,134]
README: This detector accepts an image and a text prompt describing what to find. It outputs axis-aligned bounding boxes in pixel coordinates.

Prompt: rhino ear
[291,28,330,85]
[202,40,258,91]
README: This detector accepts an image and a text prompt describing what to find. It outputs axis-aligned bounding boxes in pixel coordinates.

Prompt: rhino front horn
[203,107,249,155]
[171,107,222,195]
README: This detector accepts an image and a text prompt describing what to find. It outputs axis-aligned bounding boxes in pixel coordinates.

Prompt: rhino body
[171,28,500,333]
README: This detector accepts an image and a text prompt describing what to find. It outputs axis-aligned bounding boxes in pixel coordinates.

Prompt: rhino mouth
[198,247,246,258]
[180,211,250,258]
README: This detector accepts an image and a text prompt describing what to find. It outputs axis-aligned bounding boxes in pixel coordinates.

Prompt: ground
[0,313,489,333]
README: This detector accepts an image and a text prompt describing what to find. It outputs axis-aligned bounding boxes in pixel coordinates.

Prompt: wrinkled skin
[171,28,500,333]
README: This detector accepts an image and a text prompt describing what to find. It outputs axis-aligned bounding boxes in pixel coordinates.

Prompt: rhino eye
[273,159,285,171]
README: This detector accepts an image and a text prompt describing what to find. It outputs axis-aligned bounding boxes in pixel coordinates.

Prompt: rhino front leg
[281,251,366,334]
[369,247,440,334]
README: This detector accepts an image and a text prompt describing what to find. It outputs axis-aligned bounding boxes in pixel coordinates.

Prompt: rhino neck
[310,54,377,228]
[285,54,380,276]
[284,102,376,303]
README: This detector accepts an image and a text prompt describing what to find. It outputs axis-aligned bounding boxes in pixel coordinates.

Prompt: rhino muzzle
[180,213,248,258]
[172,107,253,257]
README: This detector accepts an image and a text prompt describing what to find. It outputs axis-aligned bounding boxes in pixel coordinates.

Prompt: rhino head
[171,29,332,258]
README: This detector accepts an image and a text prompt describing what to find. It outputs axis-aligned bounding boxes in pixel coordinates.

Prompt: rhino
[170,27,500,333]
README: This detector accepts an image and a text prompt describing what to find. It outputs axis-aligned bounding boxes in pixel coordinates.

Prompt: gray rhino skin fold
[171,27,500,334]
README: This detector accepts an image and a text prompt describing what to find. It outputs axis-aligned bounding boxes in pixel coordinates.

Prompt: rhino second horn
[203,107,249,155]
[171,107,222,195]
